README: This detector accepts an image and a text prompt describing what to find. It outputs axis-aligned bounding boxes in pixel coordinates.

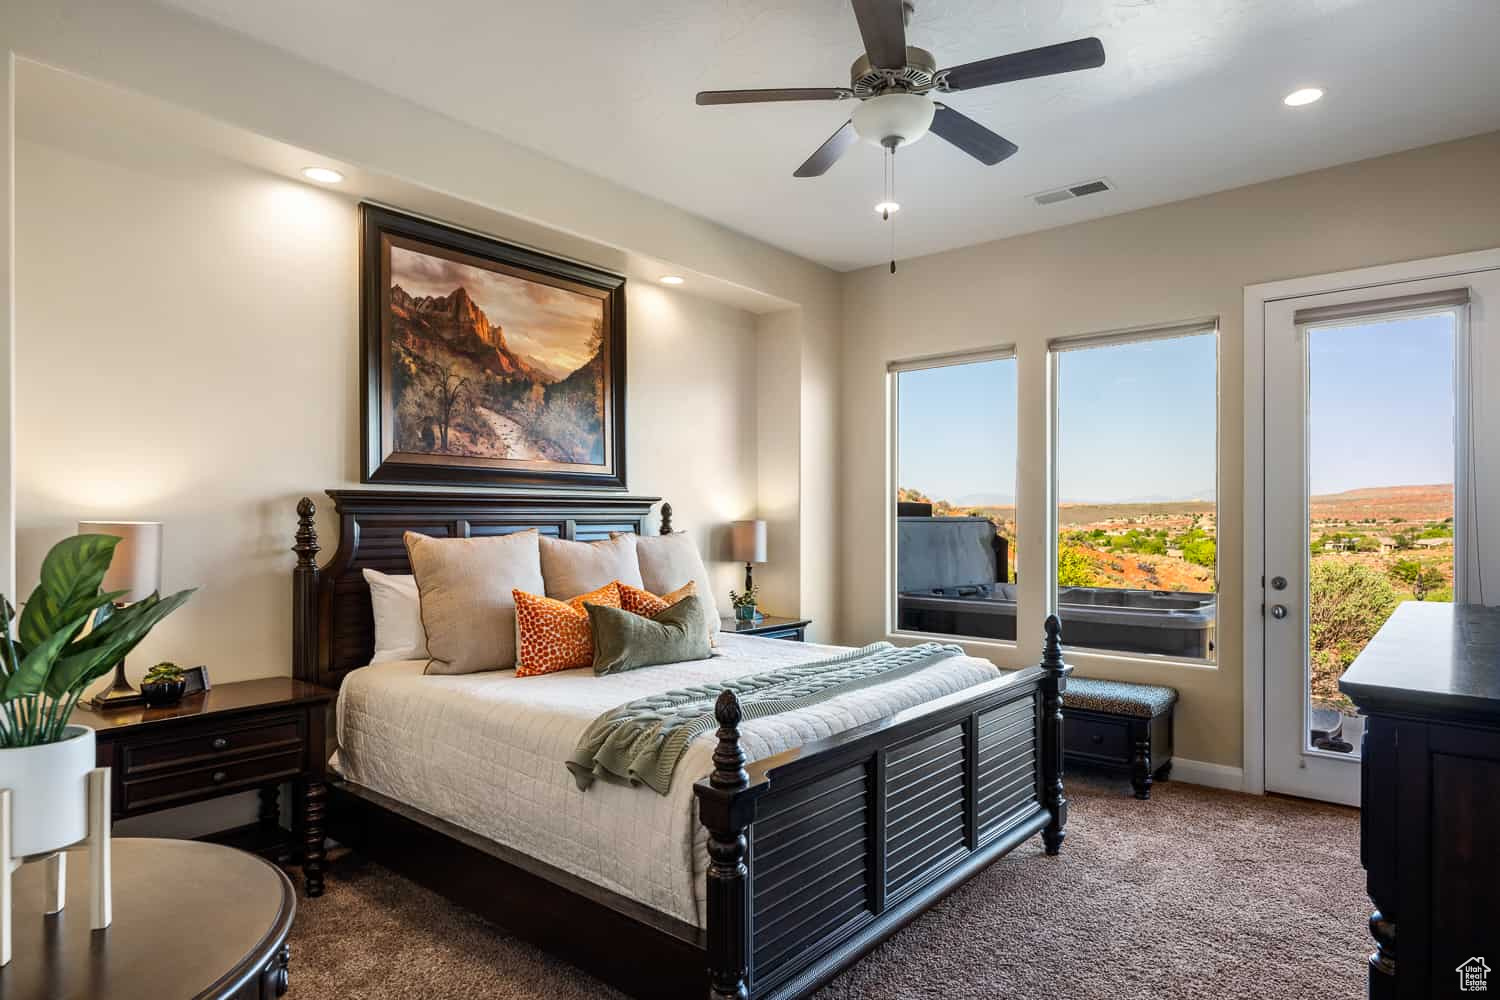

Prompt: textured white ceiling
[159,0,1500,271]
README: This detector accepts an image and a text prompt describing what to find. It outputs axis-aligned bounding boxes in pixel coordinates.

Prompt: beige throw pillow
[404,529,544,675]
[629,531,722,640]
[539,533,644,599]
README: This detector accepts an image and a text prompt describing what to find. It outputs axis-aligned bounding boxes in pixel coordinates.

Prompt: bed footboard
[696,617,1071,1000]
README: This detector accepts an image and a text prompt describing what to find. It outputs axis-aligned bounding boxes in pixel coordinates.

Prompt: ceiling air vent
[1032,178,1113,206]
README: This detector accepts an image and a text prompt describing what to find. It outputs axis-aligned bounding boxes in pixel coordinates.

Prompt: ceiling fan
[695,0,1106,177]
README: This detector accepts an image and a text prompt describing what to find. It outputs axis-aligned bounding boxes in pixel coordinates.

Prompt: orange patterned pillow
[618,580,696,618]
[513,581,622,677]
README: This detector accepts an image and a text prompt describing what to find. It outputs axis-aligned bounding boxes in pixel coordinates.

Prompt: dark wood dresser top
[71,678,333,735]
[1339,602,1500,722]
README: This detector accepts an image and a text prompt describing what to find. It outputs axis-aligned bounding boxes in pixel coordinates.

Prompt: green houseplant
[729,584,760,622]
[0,534,192,857]
[141,661,188,707]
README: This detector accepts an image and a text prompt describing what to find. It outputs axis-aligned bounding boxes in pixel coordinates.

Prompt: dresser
[1339,602,1500,999]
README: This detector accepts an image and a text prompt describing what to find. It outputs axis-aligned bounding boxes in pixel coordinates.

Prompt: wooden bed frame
[291,489,1069,1000]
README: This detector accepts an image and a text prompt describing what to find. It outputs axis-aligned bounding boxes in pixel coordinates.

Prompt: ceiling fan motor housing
[849,46,938,98]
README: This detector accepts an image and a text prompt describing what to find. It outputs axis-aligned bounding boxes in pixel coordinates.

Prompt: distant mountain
[1311,483,1453,502]
[389,284,541,381]
[1061,489,1216,505]
[520,352,570,383]
[955,492,1015,507]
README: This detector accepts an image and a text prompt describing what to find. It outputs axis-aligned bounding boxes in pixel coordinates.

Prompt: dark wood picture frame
[359,204,628,490]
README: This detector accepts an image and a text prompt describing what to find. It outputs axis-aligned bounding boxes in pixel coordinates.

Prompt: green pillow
[587,596,712,675]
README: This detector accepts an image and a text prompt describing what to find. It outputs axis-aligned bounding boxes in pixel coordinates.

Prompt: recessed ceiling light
[659,275,685,285]
[1283,87,1323,107]
[301,166,345,184]
[874,201,901,215]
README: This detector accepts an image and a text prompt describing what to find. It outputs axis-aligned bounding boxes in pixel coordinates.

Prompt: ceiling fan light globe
[851,93,934,147]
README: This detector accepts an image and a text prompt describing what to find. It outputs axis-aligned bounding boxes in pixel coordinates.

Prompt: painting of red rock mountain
[362,206,625,489]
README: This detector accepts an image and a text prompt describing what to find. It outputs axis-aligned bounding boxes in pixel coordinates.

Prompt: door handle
[1270,604,1288,620]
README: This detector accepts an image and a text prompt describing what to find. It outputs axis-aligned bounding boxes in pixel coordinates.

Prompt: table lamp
[731,520,767,620]
[78,521,162,710]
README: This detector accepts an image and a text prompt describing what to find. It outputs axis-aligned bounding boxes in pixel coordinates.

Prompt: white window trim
[886,346,1019,648]
[1046,317,1221,668]
[1242,247,1500,797]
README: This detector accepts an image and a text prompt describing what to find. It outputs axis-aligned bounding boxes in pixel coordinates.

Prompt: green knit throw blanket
[565,641,964,795]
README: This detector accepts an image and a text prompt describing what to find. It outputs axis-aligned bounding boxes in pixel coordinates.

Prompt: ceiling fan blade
[929,105,1018,165]
[794,121,859,178]
[851,0,908,70]
[938,37,1105,92]
[696,87,854,106]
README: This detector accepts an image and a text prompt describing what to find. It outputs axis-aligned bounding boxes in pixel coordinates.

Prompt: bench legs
[1131,737,1153,800]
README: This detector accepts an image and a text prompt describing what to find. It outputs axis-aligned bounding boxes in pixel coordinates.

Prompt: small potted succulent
[729,584,761,622]
[141,661,188,707]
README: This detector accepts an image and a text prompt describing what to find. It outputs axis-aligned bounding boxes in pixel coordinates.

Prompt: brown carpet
[286,774,1367,999]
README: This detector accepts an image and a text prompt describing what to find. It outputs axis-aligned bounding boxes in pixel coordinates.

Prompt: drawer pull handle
[212,770,228,784]
[1091,734,1104,745]
[212,737,229,751]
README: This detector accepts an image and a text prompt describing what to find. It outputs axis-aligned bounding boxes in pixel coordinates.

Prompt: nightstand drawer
[754,628,804,641]
[122,716,303,777]
[1064,714,1132,763]
[122,749,305,812]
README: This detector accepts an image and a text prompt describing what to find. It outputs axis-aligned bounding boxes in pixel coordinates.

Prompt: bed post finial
[294,497,320,566]
[710,690,747,791]
[659,501,674,535]
[1040,614,1071,855]
[698,688,754,1000]
[292,498,321,683]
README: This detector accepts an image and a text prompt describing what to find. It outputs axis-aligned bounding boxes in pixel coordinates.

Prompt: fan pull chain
[887,146,898,274]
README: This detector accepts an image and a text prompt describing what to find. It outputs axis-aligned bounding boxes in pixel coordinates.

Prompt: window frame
[1047,317,1221,667]
[887,345,1019,647]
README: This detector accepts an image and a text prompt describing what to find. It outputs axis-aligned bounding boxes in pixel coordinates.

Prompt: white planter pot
[1343,713,1367,754]
[0,725,96,858]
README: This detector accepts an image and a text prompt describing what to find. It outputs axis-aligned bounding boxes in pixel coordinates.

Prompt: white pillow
[362,568,427,665]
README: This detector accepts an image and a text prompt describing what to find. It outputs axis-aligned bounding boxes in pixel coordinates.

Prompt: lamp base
[89,663,143,711]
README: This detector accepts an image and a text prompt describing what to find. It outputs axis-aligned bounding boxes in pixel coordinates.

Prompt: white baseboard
[1168,757,1246,792]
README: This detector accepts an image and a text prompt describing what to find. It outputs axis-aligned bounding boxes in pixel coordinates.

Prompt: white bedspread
[334,634,1006,927]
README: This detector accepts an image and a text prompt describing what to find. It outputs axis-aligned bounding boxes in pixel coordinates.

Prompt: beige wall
[14,135,761,684]
[0,0,844,641]
[839,130,1500,769]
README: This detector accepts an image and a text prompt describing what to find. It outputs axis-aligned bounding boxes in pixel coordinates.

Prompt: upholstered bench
[1063,678,1178,799]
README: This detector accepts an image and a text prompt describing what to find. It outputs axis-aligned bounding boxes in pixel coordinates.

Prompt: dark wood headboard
[291,489,667,689]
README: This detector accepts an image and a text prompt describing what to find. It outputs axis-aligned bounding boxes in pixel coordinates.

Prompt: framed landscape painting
[360,204,627,490]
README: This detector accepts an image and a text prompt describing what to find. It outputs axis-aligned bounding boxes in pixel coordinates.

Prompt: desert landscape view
[900,483,1454,710]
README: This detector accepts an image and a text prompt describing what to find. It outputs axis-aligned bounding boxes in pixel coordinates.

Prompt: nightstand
[721,615,812,641]
[69,677,335,897]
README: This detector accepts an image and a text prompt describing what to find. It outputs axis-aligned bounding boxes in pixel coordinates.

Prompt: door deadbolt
[1271,576,1287,591]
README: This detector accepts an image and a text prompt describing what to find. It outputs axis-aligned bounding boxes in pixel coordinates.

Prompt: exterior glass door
[1261,273,1493,805]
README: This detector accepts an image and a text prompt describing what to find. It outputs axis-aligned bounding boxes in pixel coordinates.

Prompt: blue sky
[897,358,1018,503]
[897,316,1455,505]
[1056,335,1217,502]
[1308,312,1455,495]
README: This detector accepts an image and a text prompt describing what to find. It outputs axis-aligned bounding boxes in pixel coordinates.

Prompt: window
[890,351,1018,642]
[1051,322,1218,661]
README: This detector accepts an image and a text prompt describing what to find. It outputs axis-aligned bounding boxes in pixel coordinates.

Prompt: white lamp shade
[731,520,768,564]
[78,521,162,603]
